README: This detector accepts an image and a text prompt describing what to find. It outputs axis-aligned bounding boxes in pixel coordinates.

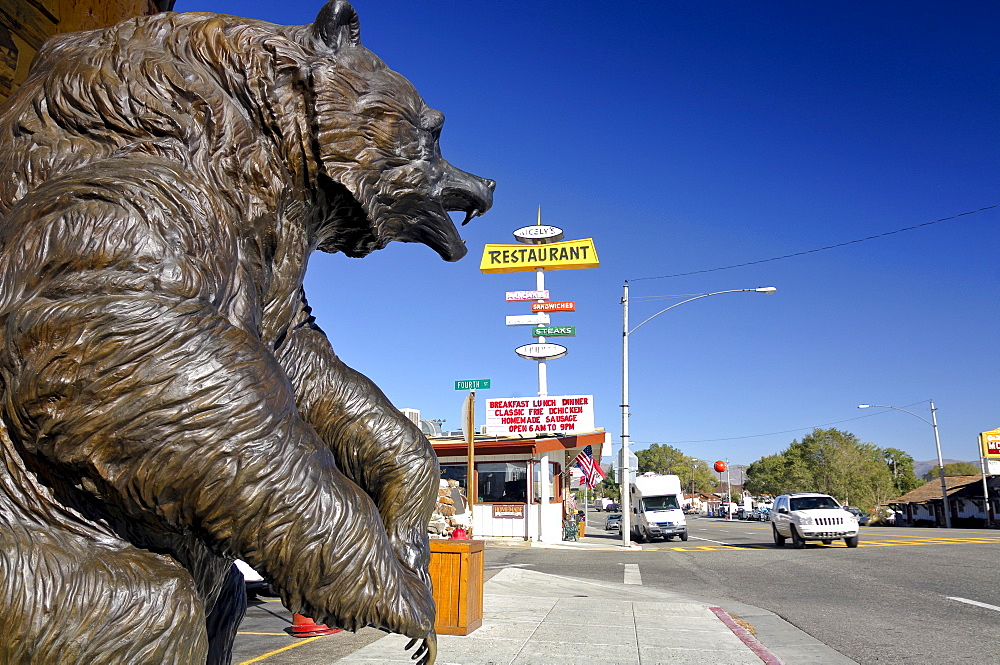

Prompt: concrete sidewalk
[334,566,856,665]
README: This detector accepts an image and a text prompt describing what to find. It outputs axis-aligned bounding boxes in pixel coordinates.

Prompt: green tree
[743,429,894,511]
[743,453,794,496]
[922,461,980,480]
[635,443,717,493]
[883,448,921,495]
[637,443,686,474]
[595,467,621,501]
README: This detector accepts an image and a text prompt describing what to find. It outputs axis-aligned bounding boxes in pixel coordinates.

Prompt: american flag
[575,445,606,489]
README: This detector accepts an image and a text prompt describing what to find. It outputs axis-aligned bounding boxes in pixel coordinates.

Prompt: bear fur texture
[0,2,493,664]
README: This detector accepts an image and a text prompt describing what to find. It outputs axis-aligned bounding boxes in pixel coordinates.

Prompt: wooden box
[428,539,484,635]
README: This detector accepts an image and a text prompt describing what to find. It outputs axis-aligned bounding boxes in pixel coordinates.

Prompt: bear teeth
[461,208,480,226]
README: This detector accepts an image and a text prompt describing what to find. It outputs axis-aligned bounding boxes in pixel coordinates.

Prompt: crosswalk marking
[623,563,642,585]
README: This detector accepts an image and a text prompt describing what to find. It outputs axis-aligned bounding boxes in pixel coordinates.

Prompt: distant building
[887,475,998,528]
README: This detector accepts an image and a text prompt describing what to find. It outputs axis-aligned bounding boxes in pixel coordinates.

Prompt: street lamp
[858,401,950,528]
[620,284,777,548]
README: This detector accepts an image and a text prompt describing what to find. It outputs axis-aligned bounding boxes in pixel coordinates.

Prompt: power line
[631,205,997,282]
[629,401,929,446]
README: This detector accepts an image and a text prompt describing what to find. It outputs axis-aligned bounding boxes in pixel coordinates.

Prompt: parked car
[771,492,859,549]
[605,514,622,530]
[844,506,870,526]
[236,559,272,597]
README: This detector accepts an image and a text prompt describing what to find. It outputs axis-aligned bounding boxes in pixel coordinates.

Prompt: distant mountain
[913,459,976,478]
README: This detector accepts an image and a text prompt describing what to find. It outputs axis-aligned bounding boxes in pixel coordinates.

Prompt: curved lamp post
[858,401,950,528]
[620,285,777,548]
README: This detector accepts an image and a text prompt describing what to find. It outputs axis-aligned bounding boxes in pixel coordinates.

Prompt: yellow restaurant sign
[980,427,1000,458]
[480,238,600,274]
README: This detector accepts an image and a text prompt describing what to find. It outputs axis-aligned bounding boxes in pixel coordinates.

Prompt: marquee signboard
[485,395,595,435]
[480,238,599,274]
[505,289,549,301]
[514,343,567,360]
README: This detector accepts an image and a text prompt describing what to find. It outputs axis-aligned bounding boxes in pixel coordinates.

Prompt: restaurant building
[429,430,608,543]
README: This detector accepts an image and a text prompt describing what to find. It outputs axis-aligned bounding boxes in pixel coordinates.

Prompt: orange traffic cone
[288,613,341,637]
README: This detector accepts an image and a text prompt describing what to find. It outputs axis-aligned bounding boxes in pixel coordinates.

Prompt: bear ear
[312,0,361,53]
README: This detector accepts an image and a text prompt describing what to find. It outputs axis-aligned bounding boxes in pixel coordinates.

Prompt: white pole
[621,281,632,548]
[536,267,547,397]
[539,451,550,541]
[930,400,951,528]
[979,448,991,525]
[618,285,775,546]
[726,458,731,520]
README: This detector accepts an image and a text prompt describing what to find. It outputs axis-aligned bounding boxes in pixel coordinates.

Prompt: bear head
[302,1,494,261]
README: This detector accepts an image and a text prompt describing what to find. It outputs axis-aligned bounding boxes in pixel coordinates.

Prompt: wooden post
[464,389,476,505]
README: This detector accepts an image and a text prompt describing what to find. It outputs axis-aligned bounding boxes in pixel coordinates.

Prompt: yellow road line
[649,537,1000,552]
[237,636,325,665]
[237,632,289,636]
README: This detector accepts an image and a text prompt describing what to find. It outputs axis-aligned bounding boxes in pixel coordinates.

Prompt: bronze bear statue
[0,2,493,663]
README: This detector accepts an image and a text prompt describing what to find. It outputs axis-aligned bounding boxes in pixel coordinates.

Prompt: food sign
[485,395,595,435]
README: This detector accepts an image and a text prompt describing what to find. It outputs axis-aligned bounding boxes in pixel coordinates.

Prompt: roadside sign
[506,289,549,301]
[480,238,600,274]
[532,326,575,337]
[455,379,491,391]
[531,301,575,312]
[484,394,594,435]
[513,225,564,244]
[980,427,1000,457]
[506,313,551,326]
[615,448,638,476]
[514,343,567,360]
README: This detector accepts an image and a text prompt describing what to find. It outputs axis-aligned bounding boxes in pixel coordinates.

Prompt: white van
[629,473,688,542]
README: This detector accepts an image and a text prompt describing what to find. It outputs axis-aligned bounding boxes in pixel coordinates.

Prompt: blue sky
[175,0,998,466]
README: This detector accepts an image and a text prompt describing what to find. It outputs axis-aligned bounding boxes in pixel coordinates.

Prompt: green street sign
[455,379,491,390]
[532,326,576,337]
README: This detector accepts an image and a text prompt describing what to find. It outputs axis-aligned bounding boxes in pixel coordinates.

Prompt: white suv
[771,492,859,549]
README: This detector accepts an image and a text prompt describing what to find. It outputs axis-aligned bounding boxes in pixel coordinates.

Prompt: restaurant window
[440,462,528,504]
[477,462,528,503]
[532,461,560,503]
[440,463,467,490]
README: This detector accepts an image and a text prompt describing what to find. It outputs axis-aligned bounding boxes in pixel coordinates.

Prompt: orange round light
[714,460,727,473]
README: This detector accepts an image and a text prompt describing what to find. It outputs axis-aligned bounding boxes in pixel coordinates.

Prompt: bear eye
[420,109,444,136]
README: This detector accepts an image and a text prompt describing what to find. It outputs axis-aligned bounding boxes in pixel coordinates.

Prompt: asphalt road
[485,512,1000,665]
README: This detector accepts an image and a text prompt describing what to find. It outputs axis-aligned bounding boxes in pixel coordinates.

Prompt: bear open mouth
[409,205,470,262]
[427,173,494,261]
[443,190,487,227]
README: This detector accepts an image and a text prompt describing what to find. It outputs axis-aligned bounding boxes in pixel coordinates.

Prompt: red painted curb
[709,606,783,665]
